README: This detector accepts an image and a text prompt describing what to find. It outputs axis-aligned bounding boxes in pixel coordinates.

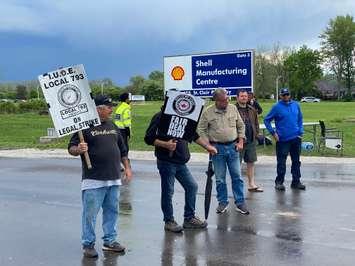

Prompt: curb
[0,149,354,165]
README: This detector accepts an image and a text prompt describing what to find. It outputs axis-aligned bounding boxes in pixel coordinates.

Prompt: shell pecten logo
[171,66,185,80]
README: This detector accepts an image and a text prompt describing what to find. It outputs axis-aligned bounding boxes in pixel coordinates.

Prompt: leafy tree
[29,89,38,99]
[284,46,323,99]
[254,51,275,98]
[101,78,114,88]
[16,85,28,100]
[269,44,292,88]
[90,85,102,96]
[28,87,43,99]
[125,75,145,94]
[254,45,291,99]
[105,86,123,101]
[148,71,164,81]
[141,80,164,101]
[320,15,355,99]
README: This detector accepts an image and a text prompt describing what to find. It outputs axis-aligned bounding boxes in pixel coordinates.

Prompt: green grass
[1,101,355,156]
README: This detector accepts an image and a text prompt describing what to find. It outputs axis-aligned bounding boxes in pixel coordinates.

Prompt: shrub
[18,99,47,113]
[0,101,19,113]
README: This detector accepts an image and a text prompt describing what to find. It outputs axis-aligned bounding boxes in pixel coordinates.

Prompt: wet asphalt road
[0,157,355,266]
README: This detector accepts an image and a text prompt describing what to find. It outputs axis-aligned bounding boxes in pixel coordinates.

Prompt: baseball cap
[279,88,290,96]
[94,95,116,106]
[119,92,130,102]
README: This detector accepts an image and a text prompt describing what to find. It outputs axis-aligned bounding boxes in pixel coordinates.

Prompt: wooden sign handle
[78,130,92,169]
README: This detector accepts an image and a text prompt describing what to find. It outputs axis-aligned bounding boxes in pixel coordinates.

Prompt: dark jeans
[275,137,302,185]
[157,160,198,222]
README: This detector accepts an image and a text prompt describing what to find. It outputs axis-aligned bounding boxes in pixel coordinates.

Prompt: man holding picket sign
[38,65,132,258]
[145,90,217,233]
[68,95,132,258]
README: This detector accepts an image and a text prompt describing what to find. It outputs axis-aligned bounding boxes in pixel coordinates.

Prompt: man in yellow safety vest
[114,92,131,152]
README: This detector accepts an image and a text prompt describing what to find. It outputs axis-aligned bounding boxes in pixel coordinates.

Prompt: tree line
[1,15,354,102]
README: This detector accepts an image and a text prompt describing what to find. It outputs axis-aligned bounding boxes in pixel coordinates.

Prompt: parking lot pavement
[0,156,355,265]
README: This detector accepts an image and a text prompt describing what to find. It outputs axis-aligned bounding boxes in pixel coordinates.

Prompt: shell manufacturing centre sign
[164,50,254,97]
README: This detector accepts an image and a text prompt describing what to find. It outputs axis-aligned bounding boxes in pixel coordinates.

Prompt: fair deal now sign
[164,50,254,97]
[38,64,100,137]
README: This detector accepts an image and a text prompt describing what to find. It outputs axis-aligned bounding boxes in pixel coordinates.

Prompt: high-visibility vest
[114,102,131,129]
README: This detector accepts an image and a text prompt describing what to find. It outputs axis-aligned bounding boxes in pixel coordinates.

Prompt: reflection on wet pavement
[1,158,355,265]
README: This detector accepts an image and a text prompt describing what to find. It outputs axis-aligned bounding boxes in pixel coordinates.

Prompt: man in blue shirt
[264,88,306,191]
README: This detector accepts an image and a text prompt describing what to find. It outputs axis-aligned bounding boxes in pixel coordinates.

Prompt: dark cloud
[0,0,353,84]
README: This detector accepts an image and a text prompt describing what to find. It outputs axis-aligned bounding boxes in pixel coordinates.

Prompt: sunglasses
[281,93,290,96]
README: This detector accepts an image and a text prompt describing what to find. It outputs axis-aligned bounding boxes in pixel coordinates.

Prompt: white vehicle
[300,96,321,103]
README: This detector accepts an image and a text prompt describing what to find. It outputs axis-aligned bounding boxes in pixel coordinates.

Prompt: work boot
[291,182,306,190]
[183,216,208,229]
[83,245,98,258]
[102,241,125,253]
[164,220,183,233]
[216,202,228,214]
[275,183,286,191]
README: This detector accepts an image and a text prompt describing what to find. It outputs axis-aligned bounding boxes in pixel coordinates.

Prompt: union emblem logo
[171,66,185,80]
[173,94,196,116]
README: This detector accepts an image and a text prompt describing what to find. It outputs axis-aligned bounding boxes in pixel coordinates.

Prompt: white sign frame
[164,49,254,97]
[38,64,100,137]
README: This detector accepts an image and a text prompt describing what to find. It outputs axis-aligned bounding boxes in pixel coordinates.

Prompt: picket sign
[38,64,100,169]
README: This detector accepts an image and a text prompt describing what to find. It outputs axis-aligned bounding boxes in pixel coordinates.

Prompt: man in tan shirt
[198,88,249,215]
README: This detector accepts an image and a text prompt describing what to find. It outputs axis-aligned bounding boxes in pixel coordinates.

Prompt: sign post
[38,64,100,169]
[164,49,254,97]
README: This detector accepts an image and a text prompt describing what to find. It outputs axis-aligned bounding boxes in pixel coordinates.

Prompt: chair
[318,120,344,156]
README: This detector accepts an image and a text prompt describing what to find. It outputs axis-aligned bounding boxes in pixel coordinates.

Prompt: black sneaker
[291,182,306,190]
[102,241,125,253]
[183,216,208,229]
[216,202,228,214]
[83,245,98,258]
[164,220,183,233]
[275,183,286,191]
[235,204,250,215]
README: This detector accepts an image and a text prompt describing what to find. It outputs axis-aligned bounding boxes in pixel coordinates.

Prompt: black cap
[279,88,290,95]
[119,92,129,102]
[94,95,115,106]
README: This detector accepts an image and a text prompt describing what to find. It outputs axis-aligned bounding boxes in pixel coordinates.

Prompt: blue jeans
[275,137,301,185]
[82,185,119,247]
[157,160,198,222]
[212,143,245,205]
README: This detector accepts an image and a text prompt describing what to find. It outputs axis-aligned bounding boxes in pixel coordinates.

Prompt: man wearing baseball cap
[264,88,306,191]
[68,95,132,258]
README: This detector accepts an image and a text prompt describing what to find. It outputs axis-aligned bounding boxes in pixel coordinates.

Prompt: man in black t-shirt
[145,110,217,233]
[68,95,132,258]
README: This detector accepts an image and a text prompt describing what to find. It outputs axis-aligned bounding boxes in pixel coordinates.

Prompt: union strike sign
[158,91,205,141]
[38,64,100,137]
[164,49,254,97]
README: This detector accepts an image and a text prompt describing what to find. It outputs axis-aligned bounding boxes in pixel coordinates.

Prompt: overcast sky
[0,0,354,85]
